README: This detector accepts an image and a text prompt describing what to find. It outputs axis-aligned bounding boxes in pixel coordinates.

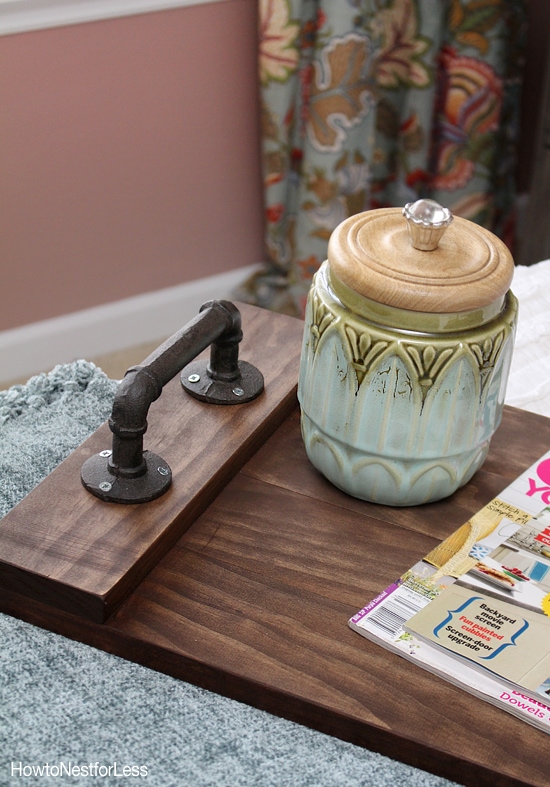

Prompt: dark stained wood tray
[1,304,549,787]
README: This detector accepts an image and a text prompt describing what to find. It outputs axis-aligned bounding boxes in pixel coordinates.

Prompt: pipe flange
[81,450,172,503]
[181,360,264,404]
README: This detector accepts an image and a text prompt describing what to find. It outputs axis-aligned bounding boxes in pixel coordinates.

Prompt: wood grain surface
[2,403,549,787]
[0,304,304,621]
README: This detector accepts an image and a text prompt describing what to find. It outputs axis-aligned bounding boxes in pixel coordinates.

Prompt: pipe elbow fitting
[109,367,162,438]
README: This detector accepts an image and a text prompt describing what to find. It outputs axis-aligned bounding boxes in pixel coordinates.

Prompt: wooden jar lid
[328,201,514,313]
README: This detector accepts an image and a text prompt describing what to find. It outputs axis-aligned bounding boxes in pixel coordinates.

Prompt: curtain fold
[236,0,526,317]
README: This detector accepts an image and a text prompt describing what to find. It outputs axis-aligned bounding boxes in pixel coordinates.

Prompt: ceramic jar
[298,200,518,506]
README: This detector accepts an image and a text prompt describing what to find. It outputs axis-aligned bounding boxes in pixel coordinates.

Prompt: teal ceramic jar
[298,201,518,506]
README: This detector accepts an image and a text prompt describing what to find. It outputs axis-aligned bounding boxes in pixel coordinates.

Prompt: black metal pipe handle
[81,300,264,504]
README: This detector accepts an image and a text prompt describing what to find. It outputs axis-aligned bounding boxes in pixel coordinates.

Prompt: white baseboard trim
[0,264,259,383]
[0,0,233,37]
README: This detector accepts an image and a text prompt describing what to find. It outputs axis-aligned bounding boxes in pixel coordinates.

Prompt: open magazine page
[349,450,550,733]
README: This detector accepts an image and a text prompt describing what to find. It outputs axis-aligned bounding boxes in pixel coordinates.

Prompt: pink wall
[0,0,264,331]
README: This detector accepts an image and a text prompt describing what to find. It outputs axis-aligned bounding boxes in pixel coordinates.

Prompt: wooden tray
[1,304,549,787]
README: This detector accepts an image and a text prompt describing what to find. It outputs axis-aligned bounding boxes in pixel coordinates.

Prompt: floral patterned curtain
[236,0,526,317]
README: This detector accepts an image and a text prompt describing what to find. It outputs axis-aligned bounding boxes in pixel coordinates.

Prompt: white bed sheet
[505,260,550,418]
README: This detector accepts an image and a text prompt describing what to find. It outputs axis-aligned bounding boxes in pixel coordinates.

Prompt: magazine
[349,450,550,733]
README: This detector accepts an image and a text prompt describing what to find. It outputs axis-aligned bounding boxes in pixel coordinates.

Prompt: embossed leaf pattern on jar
[298,200,517,506]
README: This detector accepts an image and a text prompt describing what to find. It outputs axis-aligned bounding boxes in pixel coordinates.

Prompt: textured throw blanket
[0,361,457,786]
[0,361,118,519]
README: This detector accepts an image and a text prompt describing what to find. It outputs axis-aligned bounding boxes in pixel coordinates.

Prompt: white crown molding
[0,0,233,36]
[0,264,260,384]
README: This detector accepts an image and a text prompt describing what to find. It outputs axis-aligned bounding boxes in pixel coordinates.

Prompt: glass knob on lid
[403,199,453,251]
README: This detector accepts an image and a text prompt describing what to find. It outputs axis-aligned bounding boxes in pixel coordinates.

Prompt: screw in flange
[232,387,245,397]
[99,450,112,458]
[99,481,113,492]
[188,374,201,383]
[157,466,170,476]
